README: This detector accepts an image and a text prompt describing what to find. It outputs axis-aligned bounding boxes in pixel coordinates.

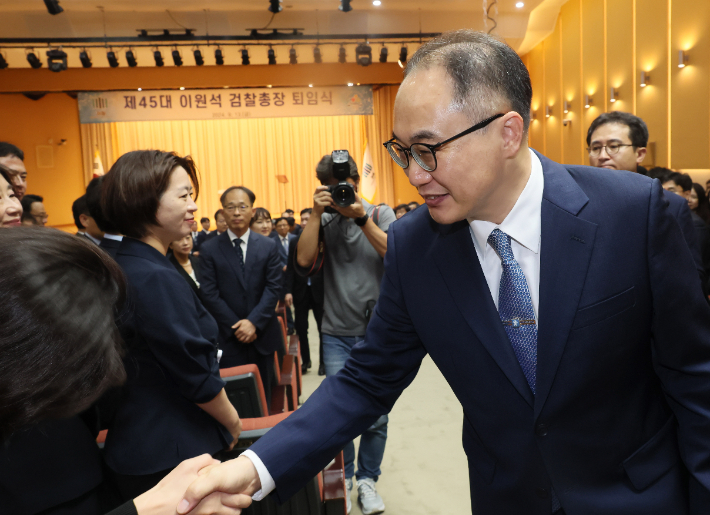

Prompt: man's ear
[79,213,91,228]
[501,112,525,157]
[635,147,647,165]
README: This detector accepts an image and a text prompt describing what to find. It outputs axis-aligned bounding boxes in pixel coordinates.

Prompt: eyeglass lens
[589,144,626,157]
[386,143,437,172]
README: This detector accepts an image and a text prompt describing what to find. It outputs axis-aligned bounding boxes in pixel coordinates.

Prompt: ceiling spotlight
[373,0,381,5]
[678,50,688,68]
[347,82,354,87]
[172,49,183,67]
[338,45,346,63]
[640,71,649,87]
[398,46,408,68]
[193,49,204,66]
[355,43,372,66]
[314,46,322,63]
[126,49,137,67]
[26,51,42,69]
[154,49,164,67]
[0,53,7,70]
[107,50,119,68]
[79,50,92,68]
[44,0,64,15]
[340,0,352,12]
[289,47,297,65]
[584,94,593,108]
[241,49,250,65]
[268,0,282,13]
[47,48,68,72]
[515,1,524,7]
[215,48,224,65]
[610,87,618,103]
[268,47,277,65]
[379,46,388,63]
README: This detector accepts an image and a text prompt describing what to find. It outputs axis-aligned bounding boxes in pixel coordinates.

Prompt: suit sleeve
[249,220,428,502]
[247,239,284,331]
[198,243,240,330]
[669,192,705,286]
[648,180,710,507]
[284,236,298,295]
[134,269,225,404]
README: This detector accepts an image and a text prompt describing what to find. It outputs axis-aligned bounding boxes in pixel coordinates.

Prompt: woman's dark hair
[101,150,200,239]
[86,176,120,234]
[0,228,127,440]
[691,182,710,224]
[250,207,272,227]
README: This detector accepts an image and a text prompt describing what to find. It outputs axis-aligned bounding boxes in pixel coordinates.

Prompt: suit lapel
[533,151,598,419]
[432,221,535,407]
[244,231,261,283]
[218,232,246,289]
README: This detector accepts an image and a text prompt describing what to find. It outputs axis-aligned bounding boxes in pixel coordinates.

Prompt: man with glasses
[179,30,710,515]
[20,194,48,226]
[199,185,283,403]
[586,111,704,289]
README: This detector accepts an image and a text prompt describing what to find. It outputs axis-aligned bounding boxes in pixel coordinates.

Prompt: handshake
[135,455,260,515]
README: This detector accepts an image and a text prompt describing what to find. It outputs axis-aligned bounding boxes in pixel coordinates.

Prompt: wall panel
[544,21,563,163]
[560,0,583,165]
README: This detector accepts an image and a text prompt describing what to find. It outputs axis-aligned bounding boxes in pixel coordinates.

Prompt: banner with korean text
[78,86,373,124]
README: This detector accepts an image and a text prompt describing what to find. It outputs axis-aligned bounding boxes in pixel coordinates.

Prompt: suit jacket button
[536,488,548,499]
[536,423,548,437]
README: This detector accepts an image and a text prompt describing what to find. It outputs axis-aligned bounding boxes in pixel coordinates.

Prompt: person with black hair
[407,201,419,211]
[196,216,212,249]
[249,207,273,237]
[205,209,228,243]
[86,176,123,258]
[690,183,710,225]
[0,141,27,201]
[20,193,47,226]
[393,203,410,219]
[0,165,21,228]
[73,194,104,244]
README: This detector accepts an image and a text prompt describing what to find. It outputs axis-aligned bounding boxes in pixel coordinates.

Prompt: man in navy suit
[272,217,297,333]
[199,186,283,403]
[179,30,710,515]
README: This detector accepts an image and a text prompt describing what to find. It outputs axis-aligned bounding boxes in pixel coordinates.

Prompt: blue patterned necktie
[488,229,561,512]
[488,228,538,392]
[233,238,245,276]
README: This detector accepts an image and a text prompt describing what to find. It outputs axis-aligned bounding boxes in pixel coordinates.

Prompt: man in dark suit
[196,216,212,249]
[272,217,297,333]
[85,176,123,258]
[199,186,283,403]
[72,194,104,245]
[179,30,710,515]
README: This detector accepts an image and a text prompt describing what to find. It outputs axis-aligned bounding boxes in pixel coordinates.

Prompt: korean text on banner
[361,141,377,203]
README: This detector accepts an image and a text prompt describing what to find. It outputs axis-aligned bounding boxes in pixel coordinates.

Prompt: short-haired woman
[249,207,273,237]
[101,150,241,499]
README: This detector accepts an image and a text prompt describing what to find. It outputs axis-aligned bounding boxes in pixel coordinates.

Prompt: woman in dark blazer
[168,233,201,296]
[101,150,241,500]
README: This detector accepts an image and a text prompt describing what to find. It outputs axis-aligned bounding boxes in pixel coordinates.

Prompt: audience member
[272,216,297,333]
[86,176,124,258]
[661,171,692,199]
[190,220,201,255]
[407,201,419,211]
[168,234,202,296]
[101,150,241,500]
[21,193,48,226]
[586,111,705,291]
[196,216,211,248]
[206,209,228,242]
[0,165,21,227]
[282,209,294,218]
[0,141,27,200]
[393,203,410,219]
[73,194,104,245]
[287,216,302,236]
[690,183,710,225]
[249,207,273,236]
[199,186,282,403]
[646,166,672,183]
[284,207,324,374]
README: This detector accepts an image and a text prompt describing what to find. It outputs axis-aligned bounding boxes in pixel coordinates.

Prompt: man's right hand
[312,186,333,216]
[177,456,262,515]
[284,293,293,308]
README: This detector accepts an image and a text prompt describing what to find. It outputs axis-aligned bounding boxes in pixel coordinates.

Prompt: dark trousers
[220,341,275,407]
[293,286,324,368]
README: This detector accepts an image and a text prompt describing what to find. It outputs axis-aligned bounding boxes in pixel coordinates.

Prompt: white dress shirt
[84,232,101,246]
[228,228,250,262]
[241,149,544,499]
[102,233,123,242]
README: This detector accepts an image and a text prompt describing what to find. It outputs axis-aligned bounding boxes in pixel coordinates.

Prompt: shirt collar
[103,233,123,241]
[469,148,543,259]
[228,227,250,244]
[84,233,101,245]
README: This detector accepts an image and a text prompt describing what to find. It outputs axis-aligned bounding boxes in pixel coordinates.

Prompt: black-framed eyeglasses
[383,113,505,172]
[587,143,634,157]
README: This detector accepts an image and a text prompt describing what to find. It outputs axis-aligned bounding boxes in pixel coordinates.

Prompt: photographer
[296,151,395,515]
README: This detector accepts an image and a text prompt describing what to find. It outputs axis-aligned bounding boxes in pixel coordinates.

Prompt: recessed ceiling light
[308,84,313,87]
[373,0,381,5]
[515,1,524,7]
[347,82,354,86]
[137,87,142,91]
[267,84,273,88]
[179,86,185,90]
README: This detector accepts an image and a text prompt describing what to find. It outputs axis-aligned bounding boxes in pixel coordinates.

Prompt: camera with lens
[325,149,356,213]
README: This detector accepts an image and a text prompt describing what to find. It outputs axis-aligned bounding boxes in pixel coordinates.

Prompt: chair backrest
[220,365,269,418]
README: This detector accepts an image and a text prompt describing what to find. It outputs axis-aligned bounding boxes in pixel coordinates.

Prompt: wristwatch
[354,213,369,227]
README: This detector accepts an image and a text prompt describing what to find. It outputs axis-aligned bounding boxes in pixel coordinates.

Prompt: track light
[338,46,346,63]
[268,0,282,13]
[268,47,277,65]
[172,49,183,67]
[126,49,137,67]
[26,51,42,69]
[241,49,250,65]
[314,46,322,63]
[355,43,372,66]
[398,46,408,67]
[193,49,204,66]
[640,71,649,87]
[340,0,353,12]
[154,50,164,67]
[0,53,7,70]
[584,94,593,109]
[215,48,224,65]
[44,0,64,15]
[289,47,297,65]
[610,87,618,103]
[47,48,68,72]
[678,50,688,68]
[379,46,388,63]
[79,50,92,68]
[107,50,119,68]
